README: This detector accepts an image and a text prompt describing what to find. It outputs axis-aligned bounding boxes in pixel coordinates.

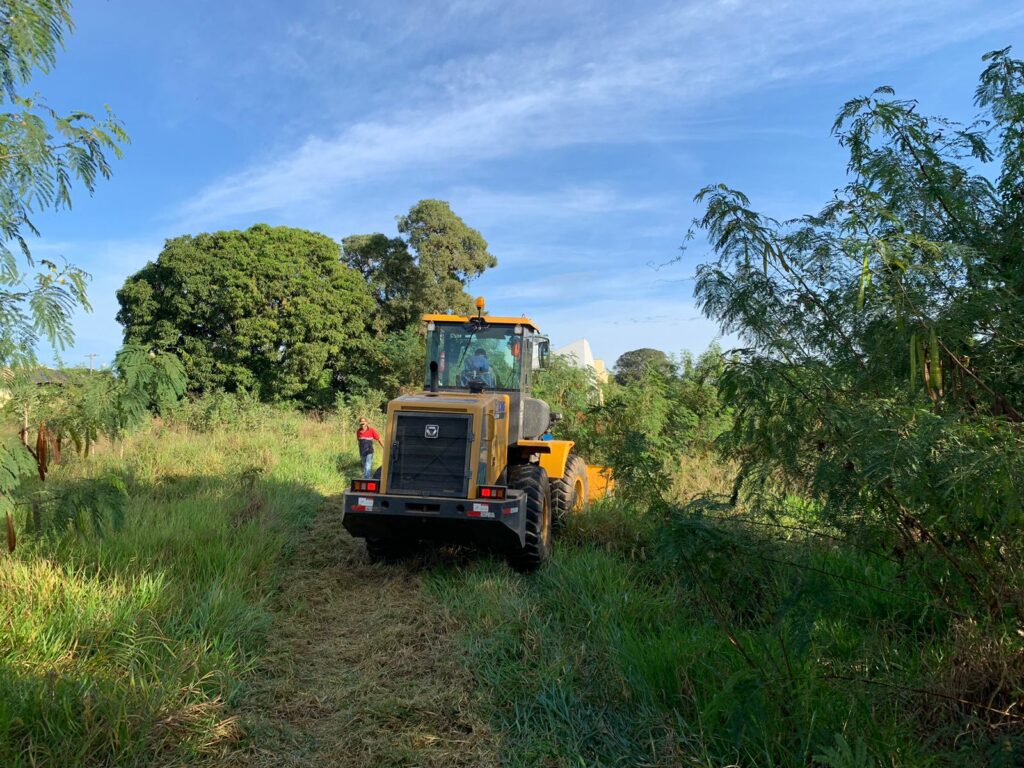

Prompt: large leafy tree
[613,347,674,384]
[398,199,496,315]
[0,0,128,365]
[342,199,495,396]
[343,199,496,332]
[117,225,376,403]
[690,48,1024,622]
[341,232,420,333]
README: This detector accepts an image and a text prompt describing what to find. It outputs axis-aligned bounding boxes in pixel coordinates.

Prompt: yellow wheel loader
[342,298,609,571]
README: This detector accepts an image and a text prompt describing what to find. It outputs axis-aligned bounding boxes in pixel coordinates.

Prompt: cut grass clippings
[224,500,497,768]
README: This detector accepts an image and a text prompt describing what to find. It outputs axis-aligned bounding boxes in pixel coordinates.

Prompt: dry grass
[224,497,498,768]
[668,449,736,503]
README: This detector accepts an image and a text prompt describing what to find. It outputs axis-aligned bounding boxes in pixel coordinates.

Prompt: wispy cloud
[177,0,1017,227]
[447,185,679,223]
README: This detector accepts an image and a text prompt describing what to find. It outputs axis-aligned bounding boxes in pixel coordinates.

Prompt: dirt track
[225,498,498,768]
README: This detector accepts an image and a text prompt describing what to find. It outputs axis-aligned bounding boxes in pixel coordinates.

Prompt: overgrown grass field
[3,409,1020,766]
[427,449,1021,765]
[1,406,348,766]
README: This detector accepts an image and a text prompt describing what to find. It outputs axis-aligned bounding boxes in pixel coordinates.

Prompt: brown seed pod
[36,421,48,481]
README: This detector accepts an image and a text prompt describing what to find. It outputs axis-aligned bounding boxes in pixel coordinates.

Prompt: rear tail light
[351,480,380,493]
[477,485,506,499]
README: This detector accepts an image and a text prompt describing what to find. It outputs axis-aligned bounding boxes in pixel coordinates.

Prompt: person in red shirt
[357,417,384,479]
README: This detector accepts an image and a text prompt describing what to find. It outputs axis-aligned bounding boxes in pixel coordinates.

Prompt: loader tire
[506,463,552,573]
[551,454,589,531]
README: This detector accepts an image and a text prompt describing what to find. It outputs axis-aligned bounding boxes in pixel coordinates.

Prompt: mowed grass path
[224,499,496,768]
[1,411,494,767]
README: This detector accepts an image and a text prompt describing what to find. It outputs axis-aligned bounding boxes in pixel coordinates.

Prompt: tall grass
[0,401,351,767]
[429,457,1022,766]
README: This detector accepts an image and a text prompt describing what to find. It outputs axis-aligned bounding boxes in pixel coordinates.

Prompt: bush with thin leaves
[682,46,1024,751]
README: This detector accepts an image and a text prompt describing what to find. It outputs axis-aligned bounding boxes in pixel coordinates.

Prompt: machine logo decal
[424,424,439,438]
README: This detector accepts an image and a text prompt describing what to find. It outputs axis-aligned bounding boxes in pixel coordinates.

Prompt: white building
[553,339,608,384]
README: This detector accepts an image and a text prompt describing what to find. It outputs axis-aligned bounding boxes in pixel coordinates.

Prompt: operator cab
[423,304,548,394]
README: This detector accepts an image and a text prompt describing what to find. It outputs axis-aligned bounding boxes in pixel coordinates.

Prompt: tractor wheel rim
[572,477,585,514]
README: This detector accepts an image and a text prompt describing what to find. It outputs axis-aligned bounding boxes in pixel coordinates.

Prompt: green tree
[613,347,674,384]
[532,353,600,449]
[689,48,1024,622]
[343,200,496,330]
[0,0,128,365]
[341,232,420,332]
[341,200,495,396]
[116,224,376,404]
[397,199,495,315]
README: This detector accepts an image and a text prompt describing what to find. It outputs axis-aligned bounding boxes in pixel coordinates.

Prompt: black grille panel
[388,412,472,497]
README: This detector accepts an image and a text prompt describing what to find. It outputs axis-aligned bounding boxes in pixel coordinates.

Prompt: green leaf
[929,329,942,393]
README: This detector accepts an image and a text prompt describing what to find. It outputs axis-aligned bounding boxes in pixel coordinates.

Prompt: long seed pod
[36,422,48,481]
[6,511,15,553]
[929,329,942,393]
[857,252,870,309]
[910,333,918,392]
[920,337,930,389]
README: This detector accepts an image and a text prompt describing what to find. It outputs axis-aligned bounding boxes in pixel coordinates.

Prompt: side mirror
[532,337,551,370]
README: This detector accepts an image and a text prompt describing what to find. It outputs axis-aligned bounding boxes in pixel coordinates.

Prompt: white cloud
[446,185,680,223]
[177,0,1020,228]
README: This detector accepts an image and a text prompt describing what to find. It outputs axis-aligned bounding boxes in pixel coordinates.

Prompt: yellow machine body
[342,303,611,569]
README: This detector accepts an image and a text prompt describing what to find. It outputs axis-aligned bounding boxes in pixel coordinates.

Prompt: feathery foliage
[684,48,1024,754]
[0,0,127,365]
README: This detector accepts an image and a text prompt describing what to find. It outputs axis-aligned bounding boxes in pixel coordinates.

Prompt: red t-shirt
[357,427,381,456]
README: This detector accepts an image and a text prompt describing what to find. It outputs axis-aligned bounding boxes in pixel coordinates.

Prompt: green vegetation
[344,198,496,332]
[612,346,674,384]
[1,6,1021,764]
[0,402,347,766]
[115,200,494,405]
[431,492,1009,766]
[425,49,1024,765]
[116,225,378,405]
[536,344,728,502]
[0,0,128,367]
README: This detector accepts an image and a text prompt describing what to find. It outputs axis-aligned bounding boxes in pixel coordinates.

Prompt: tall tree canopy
[116,225,376,404]
[398,199,495,315]
[690,48,1024,620]
[613,347,673,384]
[341,232,420,333]
[0,0,128,364]
[343,199,496,333]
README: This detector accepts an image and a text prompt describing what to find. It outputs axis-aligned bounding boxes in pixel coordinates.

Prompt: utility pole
[84,353,97,371]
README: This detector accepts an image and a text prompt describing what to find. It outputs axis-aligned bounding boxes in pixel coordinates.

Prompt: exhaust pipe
[429,361,439,393]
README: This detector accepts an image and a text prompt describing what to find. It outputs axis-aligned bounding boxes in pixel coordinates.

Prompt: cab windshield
[426,323,524,391]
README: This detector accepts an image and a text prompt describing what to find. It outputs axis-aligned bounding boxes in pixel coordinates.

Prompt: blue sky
[31,0,1024,368]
